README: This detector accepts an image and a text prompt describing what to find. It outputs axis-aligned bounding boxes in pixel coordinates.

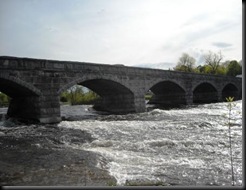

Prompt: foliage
[125,179,169,186]
[173,51,241,76]
[216,64,227,75]
[0,92,10,107]
[60,85,100,105]
[226,60,242,76]
[145,94,152,100]
[196,65,212,74]
[173,53,196,72]
[107,180,117,186]
[203,50,223,74]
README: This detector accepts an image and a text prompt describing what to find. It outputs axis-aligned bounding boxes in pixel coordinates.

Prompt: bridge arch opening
[60,85,100,106]
[147,81,186,108]
[60,79,135,114]
[193,82,218,103]
[0,77,41,121]
[222,83,239,101]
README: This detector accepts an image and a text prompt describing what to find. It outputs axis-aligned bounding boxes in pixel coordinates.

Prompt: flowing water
[0,101,243,186]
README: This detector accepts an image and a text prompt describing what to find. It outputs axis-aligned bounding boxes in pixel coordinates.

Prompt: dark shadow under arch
[193,82,218,103]
[61,79,136,114]
[148,81,187,108]
[0,77,40,98]
[222,83,239,101]
[0,77,41,121]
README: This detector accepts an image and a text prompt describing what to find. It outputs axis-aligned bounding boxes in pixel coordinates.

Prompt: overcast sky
[0,0,242,69]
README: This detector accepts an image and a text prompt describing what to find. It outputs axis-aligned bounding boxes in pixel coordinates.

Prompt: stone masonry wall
[0,56,242,123]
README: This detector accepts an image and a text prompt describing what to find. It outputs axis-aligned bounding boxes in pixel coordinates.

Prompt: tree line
[60,85,100,105]
[173,51,242,76]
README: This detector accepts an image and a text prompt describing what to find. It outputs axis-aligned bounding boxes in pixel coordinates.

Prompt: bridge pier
[7,96,41,122]
[7,95,61,123]
[94,94,136,113]
[38,95,61,123]
[218,90,223,102]
[185,92,193,105]
[134,95,146,112]
[93,94,146,114]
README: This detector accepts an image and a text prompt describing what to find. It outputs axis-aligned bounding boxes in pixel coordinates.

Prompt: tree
[60,85,100,105]
[0,92,10,106]
[67,85,84,105]
[174,53,196,72]
[226,60,242,76]
[216,65,227,75]
[196,65,206,73]
[203,51,223,74]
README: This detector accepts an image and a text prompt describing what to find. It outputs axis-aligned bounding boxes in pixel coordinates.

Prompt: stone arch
[0,75,42,97]
[146,79,186,94]
[147,80,187,107]
[0,75,42,121]
[58,76,136,113]
[58,75,134,95]
[193,82,218,103]
[222,83,239,101]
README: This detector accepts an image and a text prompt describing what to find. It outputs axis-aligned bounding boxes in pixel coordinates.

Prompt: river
[0,100,243,186]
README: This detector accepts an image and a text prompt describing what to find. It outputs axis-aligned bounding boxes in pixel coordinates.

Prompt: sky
[0,0,242,69]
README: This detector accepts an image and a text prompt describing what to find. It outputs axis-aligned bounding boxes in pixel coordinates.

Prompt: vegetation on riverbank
[60,86,100,105]
[173,51,242,76]
[0,92,10,107]
[124,179,170,186]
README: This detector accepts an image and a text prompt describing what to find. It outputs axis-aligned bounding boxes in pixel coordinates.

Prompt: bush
[0,93,10,107]
[60,86,100,105]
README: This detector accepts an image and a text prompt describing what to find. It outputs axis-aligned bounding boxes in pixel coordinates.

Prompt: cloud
[0,0,242,68]
[212,42,233,48]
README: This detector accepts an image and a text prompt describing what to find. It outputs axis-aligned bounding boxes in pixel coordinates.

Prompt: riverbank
[0,121,117,186]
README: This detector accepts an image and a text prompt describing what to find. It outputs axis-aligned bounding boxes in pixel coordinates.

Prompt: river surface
[0,100,243,186]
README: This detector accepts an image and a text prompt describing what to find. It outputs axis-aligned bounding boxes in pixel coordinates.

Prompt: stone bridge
[0,56,242,123]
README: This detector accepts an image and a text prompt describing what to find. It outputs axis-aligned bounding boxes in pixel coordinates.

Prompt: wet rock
[0,124,116,186]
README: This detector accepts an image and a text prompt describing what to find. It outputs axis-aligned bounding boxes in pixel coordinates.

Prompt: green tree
[60,85,100,105]
[216,65,227,75]
[68,85,84,105]
[174,53,196,72]
[0,92,10,106]
[203,50,223,74]
[226,60,242,76]
[196,65,213,74]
